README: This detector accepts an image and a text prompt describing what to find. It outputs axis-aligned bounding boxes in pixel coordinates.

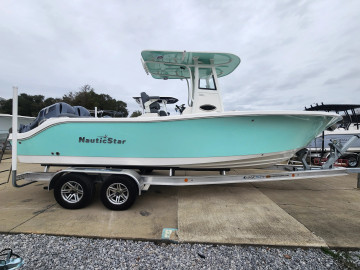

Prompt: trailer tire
[54,173,94,209]
[347,156,359,168]
[100,175,138,210]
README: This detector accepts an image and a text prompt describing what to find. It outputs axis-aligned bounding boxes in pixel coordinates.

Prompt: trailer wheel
[54,173,94,209]
[347,156,359,168]
[100,175,138,210]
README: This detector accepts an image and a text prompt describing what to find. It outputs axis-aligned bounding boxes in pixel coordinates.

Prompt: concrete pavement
[253,176,360,248]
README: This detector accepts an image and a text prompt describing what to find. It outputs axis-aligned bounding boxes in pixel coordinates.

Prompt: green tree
[115,100,128,117]
[0,98,12,114]
[0,94,48,117]
[130,110,142,117]
[63,85,129,117]
[44,97,62,107]
[0,85,129,117]
[18,94,45,116]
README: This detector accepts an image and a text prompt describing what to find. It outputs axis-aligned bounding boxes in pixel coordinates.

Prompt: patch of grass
[321,247,358,270]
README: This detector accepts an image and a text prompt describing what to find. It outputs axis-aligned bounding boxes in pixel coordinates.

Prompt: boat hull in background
[0,114,35,145]
[308,128,360,152]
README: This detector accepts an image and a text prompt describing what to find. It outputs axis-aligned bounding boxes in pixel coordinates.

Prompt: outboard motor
[19,102,89,133]
[74,106,91,117]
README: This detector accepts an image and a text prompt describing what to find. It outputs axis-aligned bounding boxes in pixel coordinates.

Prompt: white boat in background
[306,104,360,167]
[0,114,35,144]
[311,124,360,152]
[306,104,360,152]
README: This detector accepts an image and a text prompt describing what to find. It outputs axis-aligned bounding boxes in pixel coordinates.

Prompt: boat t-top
[14,50,341,170]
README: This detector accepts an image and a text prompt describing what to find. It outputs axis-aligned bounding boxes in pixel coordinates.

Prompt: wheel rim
[106,183,129,205]
[348,158,357,167]
[61,181,84,203]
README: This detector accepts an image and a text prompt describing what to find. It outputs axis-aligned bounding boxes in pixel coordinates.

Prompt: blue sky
[0,0,359,114]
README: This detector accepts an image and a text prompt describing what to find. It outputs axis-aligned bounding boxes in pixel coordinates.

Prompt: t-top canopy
[141,50,240,80]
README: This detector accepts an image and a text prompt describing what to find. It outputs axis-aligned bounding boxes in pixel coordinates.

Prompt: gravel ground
[1,233,359,270]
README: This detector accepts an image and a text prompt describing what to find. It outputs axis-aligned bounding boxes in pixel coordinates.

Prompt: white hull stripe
[18,149,298,169]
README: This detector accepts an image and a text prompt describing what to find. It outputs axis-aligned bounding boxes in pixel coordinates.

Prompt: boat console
[141,51,240,114]
[133,92,178,117]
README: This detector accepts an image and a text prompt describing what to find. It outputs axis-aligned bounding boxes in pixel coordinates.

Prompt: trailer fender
[48,171,69,190]
[113,169,144,195]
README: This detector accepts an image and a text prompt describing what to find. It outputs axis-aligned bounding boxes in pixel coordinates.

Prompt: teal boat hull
[14,112,341,169]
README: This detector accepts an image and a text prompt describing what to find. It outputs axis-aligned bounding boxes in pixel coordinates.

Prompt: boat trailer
[10,161,360,211]
[9,87,360,210]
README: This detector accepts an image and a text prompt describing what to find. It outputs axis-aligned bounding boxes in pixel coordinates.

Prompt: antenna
[181,50,186,62]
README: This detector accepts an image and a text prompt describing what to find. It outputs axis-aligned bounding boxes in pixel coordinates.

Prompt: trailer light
[184,178,188,182]
[292,174,295,177]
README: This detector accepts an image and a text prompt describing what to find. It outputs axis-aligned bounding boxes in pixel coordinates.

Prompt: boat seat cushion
[159,110,167,116]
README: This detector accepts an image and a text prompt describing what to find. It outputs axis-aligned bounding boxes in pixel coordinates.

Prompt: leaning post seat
[140,92,161,114]
[159,110,167,116]
[149,101,160,113]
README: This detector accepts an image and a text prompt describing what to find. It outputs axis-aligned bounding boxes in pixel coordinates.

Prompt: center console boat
[13,50,341,170]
